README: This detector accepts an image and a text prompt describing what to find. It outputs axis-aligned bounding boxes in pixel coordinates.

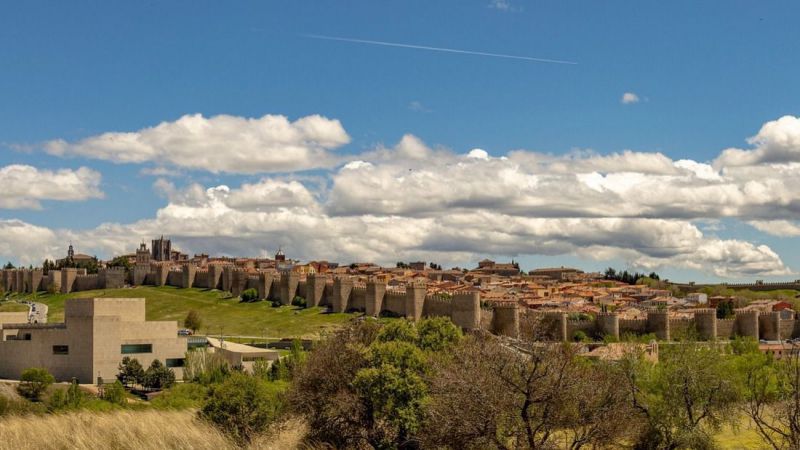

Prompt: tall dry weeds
[0,409,311,450]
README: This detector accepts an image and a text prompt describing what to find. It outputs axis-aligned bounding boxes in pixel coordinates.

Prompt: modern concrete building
[0,298,187,383]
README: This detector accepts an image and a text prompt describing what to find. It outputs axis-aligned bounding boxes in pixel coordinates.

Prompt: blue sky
[1,1,799,282]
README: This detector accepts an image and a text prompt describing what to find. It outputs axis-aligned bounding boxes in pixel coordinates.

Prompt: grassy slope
[11,286,355,338]
[0,302,27,312]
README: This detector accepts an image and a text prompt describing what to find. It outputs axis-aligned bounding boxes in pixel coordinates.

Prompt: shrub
[142,360,176,391]
[291,296,306,308]
[151,383,208,410]
[102,380,127,406]
[269,340,306,381]
[184,350,231,385]
[48,378,85,410]
[240,288,259,303]
[17,367,55,401]
[252,359,272,380]
[200,373,283,444]
[376,319,418,344]
[573,330,589,342]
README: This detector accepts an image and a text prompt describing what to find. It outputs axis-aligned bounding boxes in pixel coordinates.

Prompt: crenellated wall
[365,280,386,317]
[74,274,100,291]
[181,264,196,289]
[331,277,353,313]
[305,274,327,307]
[383,290,406,316]
[350,285,366,311]
[597,312,620,339]
[166,270,182,287]
[491,303,519,337]
[60,268,77,294]
[525,308,800,342]
[279,272,300,305]
[208,264,224,290]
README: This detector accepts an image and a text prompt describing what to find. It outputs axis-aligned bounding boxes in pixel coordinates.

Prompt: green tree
[117,357,145,388]
[717,300,735,319]
[17,367,55,401]
[184,310,202,332]
[290,318,463,449]
[142,359,176,390]
[200,373,283,445]
[107,256,132,271]
[622,341,739,449]
[240,288,259,302]
[376,319,418,344]
[353,341,429,447]
[416,316,462,352]
[3,262,14,270]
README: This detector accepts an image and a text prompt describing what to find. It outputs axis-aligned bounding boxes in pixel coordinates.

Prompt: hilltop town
[4,236,800,346]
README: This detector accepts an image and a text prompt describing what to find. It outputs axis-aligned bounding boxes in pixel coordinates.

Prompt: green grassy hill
[10,286,356,338]
[0,302,28,313]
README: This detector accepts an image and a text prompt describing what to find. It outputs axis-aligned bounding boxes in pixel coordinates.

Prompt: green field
[0,302,28,312]
[10,286,357,338]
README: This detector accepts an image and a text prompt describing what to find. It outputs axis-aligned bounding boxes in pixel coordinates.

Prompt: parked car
[178,329,194,336]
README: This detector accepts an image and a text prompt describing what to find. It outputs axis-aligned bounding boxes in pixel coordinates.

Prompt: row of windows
[52,344,181,359]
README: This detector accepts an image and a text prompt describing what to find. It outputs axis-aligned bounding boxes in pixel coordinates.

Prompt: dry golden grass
[0,409,312,450]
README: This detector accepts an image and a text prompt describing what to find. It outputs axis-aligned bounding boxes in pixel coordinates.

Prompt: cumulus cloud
[45,113,351,174]
[0,165,103,209]
[0,195,788,278]
[0,220,61,266]
[621,92,640,104]
[9,114,800,278]
[715,116,800,167]
[325,129,800,222]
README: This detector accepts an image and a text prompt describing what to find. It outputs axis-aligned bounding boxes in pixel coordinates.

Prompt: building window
[165,358,185,368]
[53,345,69,355]
[23,333,31,341]
[121,343,153,354]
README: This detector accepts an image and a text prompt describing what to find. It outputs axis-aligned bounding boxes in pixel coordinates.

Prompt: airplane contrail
[302,34,578,65]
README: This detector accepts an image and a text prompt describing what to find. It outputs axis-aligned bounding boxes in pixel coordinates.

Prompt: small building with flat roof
[205,337,280,372]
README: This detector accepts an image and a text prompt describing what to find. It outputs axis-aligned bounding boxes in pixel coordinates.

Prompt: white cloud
[0,201,787,278]
[0,220,61,266]
[325,131,800,222]
[749,220,800,237]
[489,0,513,11]
[45,113,351,174]
[408,101,431,113]
[621,92,640,104]
[9,114,800,278]
[0,165,103,209]
[715,115,800,167]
